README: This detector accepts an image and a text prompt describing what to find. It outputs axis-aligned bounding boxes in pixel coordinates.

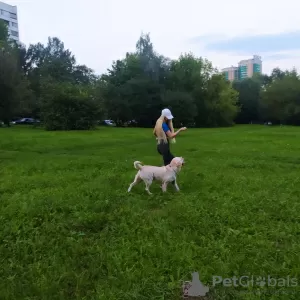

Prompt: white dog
[127,157,184,194]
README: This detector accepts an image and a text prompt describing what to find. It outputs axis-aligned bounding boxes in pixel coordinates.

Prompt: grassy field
[0,125,300,300]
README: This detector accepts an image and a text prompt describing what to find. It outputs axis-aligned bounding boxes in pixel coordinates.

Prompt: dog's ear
[176,158,184,167]
[170,157,184,167]
[170,158,179,167]
[169,159,176,167]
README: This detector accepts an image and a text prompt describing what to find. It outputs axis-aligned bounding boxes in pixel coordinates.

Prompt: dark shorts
[157,141,174,166]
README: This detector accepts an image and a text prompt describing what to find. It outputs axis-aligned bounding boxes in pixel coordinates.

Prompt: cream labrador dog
[127,157,184,194]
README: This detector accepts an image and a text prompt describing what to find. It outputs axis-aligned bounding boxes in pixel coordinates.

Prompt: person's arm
[165,127,186,139]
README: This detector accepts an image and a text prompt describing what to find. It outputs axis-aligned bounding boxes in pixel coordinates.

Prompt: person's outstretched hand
[180,127,187,131]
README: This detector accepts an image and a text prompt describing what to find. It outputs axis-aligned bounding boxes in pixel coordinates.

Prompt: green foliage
[232,69,300,125]
[233,77,261,123]
[40,80,102,130]
[162,90,197,127]
[0,47,32,126]
[204,74,239,127]
[261,71,300,125]
[0,21,33,125]
[0,20,9,44]
[1,29,300,129]
[101,37,237,128]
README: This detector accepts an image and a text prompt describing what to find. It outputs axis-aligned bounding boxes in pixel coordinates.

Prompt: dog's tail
[134,161,143,170]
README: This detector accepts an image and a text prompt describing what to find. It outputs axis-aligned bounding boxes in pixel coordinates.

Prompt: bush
[40,81,102,131]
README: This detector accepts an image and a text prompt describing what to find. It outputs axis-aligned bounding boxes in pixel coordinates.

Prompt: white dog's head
[169,157,185,171]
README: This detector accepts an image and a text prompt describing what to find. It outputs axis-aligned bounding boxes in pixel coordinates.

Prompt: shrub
[40,81,102,131]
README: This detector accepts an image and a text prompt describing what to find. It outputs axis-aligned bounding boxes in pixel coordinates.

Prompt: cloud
[4,0,300,75]
[263,53,294,61]
[201,31,300,54]
[189,34,228,44]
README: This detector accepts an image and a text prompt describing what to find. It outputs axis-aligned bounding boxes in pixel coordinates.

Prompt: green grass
[0,125,300,300]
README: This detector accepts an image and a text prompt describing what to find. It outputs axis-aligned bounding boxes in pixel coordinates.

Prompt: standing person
[153,108,187,166]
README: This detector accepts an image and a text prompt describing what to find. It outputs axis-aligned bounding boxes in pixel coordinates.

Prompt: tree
[100,33,240,128]
[162,90,197,127]
[2,28,275,130]
[99,34,168,127]
[18,36,99,123]
[166,53,209,93]
[0,20,9,45]
[73,65,97,85]
[164,53,238,128]
[0,49,32,126]
[40,79,102,130]
[232,77,261,123]
[165,53,206,127]
[0,19,35,125]
[204,74,239,127]
[25,37,96,98]
[260,71,300,125]
[135,32,167,82]
[270,67,286,81]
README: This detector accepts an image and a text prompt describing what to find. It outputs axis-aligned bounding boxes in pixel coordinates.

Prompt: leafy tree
[25,37,96,99]
[40,79,102,130]
[0,20,35,125]
[164,53,238,128]
[162,90,197,127]
[204,74,239,126]
[0,49,32,125]
[166,53,208,93]
[100,33,240,128]
[260,71,300,125]
[73,65,97,85]
[233,77,261,123]
[126,77,163,127]
[100,34,168,127]
[0,20,9,45]
[270,67,286,81]
[4,28,289,131]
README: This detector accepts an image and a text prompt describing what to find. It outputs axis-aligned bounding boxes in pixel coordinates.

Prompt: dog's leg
[144,179,153,195]
[128,173,141,192]
[162,181,168,192]
[173,179,180,192]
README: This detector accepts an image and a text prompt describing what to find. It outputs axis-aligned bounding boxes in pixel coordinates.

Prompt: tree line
[1,20,299,130]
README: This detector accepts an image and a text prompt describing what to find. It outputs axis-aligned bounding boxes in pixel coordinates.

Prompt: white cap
[161,108,173,120]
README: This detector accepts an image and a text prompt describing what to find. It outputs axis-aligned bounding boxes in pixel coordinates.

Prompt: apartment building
[238,55,262,80]
[222,55,262,81]
[0,1,19,42]
[222,66,239,81]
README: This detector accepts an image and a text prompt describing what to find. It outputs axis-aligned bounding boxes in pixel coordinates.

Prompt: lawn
[0,125,300,300]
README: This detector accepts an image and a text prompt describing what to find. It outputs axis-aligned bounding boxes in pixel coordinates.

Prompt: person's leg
[164,142,174,165]
[157,142,175,186]
[164,142,175,186]
[158,142,173,165]
[157,143,167,165]
[166,148,175,165]
[157,144,164,166]
[157,144,162,155]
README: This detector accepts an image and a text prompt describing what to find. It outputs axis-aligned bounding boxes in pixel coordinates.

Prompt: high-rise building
[0,1,19,42]
[222,55,262,81]
[238,55,262,80]
[222,66,239,81]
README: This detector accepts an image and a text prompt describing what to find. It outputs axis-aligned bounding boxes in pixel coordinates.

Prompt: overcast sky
[5,0,300,75]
